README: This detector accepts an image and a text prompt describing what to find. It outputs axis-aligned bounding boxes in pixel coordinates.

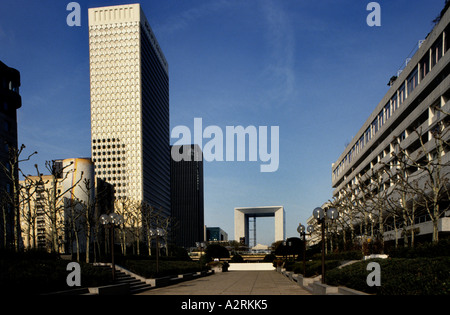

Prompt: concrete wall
[228,263,275,271]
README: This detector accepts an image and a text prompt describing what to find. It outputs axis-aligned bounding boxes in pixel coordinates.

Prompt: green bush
[205,244,230,259]
[230,253,244,263]
[263,254,276,262]
[292,260,340,278]
[326,257,450,295]
[387,239,450,258]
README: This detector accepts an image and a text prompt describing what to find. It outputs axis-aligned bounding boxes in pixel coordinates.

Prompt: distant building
[206,227,228,242]
[20,158,95,253]
[234,206,285,247]
[171,145,204,248]
[0,60,21,249]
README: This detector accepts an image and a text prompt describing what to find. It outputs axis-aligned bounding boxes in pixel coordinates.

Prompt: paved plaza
[138,271,312,295]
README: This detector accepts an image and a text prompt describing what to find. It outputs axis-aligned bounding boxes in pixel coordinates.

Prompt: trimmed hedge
[309,250,363,261]
[0,255,112,294]
[122,259,207,278]
[387,239,450,258]
[326,257,450,295]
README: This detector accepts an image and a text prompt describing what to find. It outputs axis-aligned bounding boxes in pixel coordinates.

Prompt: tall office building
[0,60,21,248]
[171,145,204,248]
[88,4,171,220]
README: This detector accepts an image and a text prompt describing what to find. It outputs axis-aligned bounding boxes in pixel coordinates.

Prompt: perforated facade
[88,4,171,219]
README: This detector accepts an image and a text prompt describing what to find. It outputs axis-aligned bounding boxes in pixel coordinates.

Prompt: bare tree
[142,201,156,256]
[33,161,83,253]
[75,178,96,263]
[386,120,450,244]
[0,144,37,251]
[19,176,38,250]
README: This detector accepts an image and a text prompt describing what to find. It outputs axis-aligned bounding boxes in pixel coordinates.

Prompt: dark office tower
[0,60,21,248]
[89,4,171,222]
[171,145,204,248]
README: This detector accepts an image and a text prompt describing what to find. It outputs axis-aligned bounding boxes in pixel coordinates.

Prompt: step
[96,265,153,294]
[129,283,153,294]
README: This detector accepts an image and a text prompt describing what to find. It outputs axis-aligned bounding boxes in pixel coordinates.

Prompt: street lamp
[297,224,314,277]
[100,213,124,281]
[150,228,165,274]
[312,207,339,284]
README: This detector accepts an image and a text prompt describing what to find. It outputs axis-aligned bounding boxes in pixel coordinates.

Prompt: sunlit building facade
[331,7,450,242]
[88,4,171,222]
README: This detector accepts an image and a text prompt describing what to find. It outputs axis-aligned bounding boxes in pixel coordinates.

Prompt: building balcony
[0,89,22,109]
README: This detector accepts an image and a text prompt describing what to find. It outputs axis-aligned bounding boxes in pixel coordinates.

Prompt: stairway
[94,264,153,294]
[114,269,152,294]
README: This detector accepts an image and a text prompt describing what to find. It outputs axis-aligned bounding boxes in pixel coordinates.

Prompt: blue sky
[0,0,446,245]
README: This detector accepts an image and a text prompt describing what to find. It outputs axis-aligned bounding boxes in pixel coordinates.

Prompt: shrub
[387,239,450,258]
[205,244,230,259]
[292,260,340,278]
[325,250,363,261]
[230,253,244,263]
[326,257,450,295]
[273,259,284,268]
[263,254,276,262]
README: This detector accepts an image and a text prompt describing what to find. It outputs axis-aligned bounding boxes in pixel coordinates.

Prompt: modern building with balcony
[331,6,450,244]
[0,60,21,249]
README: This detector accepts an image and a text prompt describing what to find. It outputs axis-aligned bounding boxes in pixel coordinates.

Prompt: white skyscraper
[88,4,171,217]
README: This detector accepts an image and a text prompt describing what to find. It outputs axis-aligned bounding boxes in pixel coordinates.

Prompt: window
[407,68,419,95]
[365,128,371,144]
[420,54,430,80]
[378,112,384,129]
[372,116,379,135]
[384,103,391,120]
[399,131,406,143]
[445,26,450,53]
[432,36,443,68]
[392,94,398,111]
[399,84,406,105]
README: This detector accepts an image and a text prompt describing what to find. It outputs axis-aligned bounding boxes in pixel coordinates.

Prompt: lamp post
[297,224,314,277]
[100,213,124,281]
[150,228,165,275]
[312,207,339,284]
